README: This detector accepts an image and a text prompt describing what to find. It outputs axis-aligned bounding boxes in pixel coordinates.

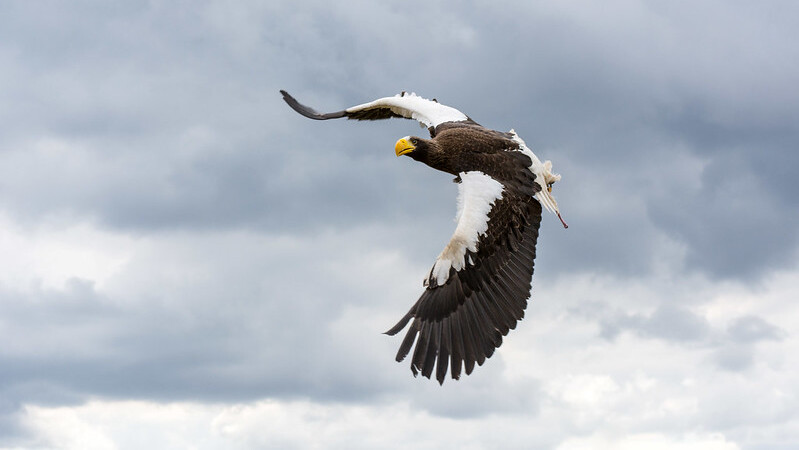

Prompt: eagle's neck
[409,140,459,176]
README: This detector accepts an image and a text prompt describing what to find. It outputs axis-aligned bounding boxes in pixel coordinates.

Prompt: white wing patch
[429,171,504,286]
[508,130,562,214]
[346,92,468,129]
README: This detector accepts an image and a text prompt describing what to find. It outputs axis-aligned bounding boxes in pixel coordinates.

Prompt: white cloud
[556,432,740,450]
[6,264,798,448]
[5,396,754,450]
[21,406,117,450]
[0,213,136,291]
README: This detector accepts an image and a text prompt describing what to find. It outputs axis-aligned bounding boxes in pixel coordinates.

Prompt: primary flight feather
[280,90,567,384]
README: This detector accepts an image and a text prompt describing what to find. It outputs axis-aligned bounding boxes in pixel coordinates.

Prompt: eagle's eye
[410,138,418,145]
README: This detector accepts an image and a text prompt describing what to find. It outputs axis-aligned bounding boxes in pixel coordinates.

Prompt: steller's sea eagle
[280,90,567,384]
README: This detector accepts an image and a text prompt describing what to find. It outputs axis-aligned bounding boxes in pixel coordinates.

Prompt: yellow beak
[395,138,415,157]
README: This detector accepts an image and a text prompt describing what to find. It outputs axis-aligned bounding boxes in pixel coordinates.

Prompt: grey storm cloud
[711,315,786,372]
[2,0,795,280]
[727,315,786,344]
[589,302,787,373]
[596,303,711,343]
[0,253,395,405]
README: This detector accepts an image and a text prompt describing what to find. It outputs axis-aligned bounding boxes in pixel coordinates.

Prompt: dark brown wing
[385,190,543,384]
[280,90,402,121]
[280,90,478,137]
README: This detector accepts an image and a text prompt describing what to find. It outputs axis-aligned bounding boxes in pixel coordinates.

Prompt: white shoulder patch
[346,92,469,129]
[429,171,504,286]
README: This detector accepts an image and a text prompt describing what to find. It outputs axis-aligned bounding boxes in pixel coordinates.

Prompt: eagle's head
[394,136,427,158]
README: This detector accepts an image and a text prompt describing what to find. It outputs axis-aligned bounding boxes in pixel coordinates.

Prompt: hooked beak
[395,138,415,157]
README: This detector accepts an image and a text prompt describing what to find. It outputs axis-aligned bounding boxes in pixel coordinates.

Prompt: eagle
[280,90,567,384]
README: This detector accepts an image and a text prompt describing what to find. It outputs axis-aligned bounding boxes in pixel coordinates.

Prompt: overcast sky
[1,1,798,449]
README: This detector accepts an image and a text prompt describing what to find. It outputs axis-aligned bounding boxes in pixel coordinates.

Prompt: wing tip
[279,89,346,120]
[384,311,413,336]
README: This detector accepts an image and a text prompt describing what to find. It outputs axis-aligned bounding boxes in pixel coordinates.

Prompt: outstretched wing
[280,90,475,137]
[385,170,543,384]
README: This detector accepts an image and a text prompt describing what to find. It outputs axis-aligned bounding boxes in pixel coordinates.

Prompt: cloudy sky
[1,1,798,448]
